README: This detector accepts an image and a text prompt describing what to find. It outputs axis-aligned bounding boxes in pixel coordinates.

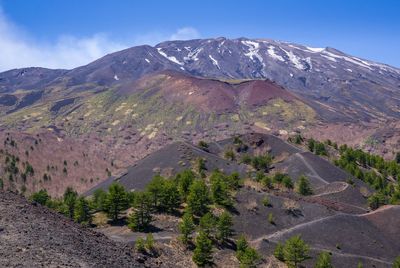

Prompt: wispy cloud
[0,7,200,71]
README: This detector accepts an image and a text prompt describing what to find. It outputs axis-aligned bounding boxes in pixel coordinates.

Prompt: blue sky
[0,0,399,71]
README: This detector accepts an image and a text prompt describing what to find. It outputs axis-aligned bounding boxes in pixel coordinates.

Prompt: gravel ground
[0,190,143,268]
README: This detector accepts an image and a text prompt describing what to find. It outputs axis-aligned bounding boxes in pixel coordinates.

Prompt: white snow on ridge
[157,48,184,65]
[114,75,119,81]
[208,55,220,69]
[321,54,337,62]
[346,68,353,72]
[267,46,285,62]
[322,50,372,70]
[145,58,150,63]
[241,40,264,63]
[281,48,304,70]
[184,47,203,62]
[306,46,325,53]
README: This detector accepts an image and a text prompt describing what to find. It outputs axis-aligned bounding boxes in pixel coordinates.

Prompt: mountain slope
[0,190,143,267]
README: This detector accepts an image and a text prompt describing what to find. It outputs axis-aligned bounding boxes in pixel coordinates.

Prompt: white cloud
[0,7,200,71]
[169,27,200,41]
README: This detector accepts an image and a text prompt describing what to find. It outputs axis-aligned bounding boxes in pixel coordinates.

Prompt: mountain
[0,37,399,196]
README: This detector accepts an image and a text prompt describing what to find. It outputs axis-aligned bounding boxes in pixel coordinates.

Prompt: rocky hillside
[0,190,144,267]
[0,37,399,196]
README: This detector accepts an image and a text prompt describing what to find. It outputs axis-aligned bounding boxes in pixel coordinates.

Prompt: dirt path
[309,246,394,265]
[295,153,330,185]
[313,182,349,197]
[359,205,398,216]
[250,214,340,244]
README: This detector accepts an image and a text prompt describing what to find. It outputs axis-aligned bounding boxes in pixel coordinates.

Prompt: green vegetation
[74,197,92,225]
[236,235,260,268]
[128,192,153,231]
[307,138,328,156]
[268,212,275,225]
[274,242,285,261]
[210,170,233,207]
[198,141,209,152]
[334,144,400,208]
[314,252,333,268]
[393,256,400,268]
[30,189,50,205]
[104,183,129,221]
[216,211,233,244]
[187,179,210,216]
[274,235,310,268]
[296,175,313,195]
[192,230,213,266]
[251,154,273,172]
[224,149,236,161]
[63,187,78,219]
[179,212,195,245]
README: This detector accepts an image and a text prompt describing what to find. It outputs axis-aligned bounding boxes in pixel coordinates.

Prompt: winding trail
[295,153,330,185]
[313,182,349,197]
[250,214,340,244]
[309,246,394,265]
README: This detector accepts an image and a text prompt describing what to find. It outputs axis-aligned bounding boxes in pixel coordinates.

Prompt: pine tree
[192,231,213,266]
[74,197,92,225]
[177,169,195,201]
[216,211,233,243]
[187,179,210,216]
[146,175,165,208]
[159,179,181,213]
[236,234,260,268]
[135,237,145,253]
[296,175,313,195]
[199,212,216,238]
[178,212,195,245]
[210,175,232,207]
[274,242,285,261]
[314,252,333,268]
[92,188,107,211]
[145,233,155,251]
[105,183,129,221]
[63,187,78,218]
[283,235,310,268]
[128,192,153,231]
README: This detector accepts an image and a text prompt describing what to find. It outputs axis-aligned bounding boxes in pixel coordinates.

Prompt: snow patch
[241,41,264,64]
[145,58,150,63]
[322,50,372,70]
[208,55,220,69]
[184,47,203,62]
[346,68,353,72]
[180,67,185,70]
[157,48,184,65]
[306,46,325,53]
[267,46,285,62]
[114,75,119,81]
[281,48,304,70]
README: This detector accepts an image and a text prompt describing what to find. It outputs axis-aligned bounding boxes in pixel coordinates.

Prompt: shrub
[135,237,145,253]
[268,213,275,225]
[224,149,236,161]
[30,189,50,205]
[274,242,285,261]
[314,252,333,268]
[296,175,313,195]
